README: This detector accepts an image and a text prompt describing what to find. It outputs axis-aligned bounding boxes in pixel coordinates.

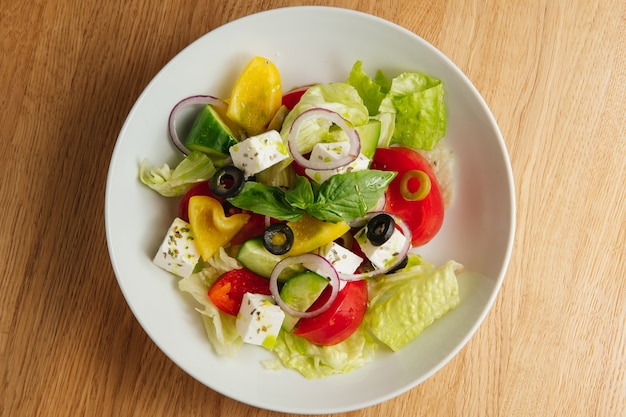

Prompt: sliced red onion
[339,211,413,281]
[168,95,228,155]
[287,108,361,170]
[270,253,340,319]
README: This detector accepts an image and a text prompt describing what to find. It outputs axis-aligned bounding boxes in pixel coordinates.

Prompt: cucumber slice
[184,104,238,158]
[236,237,304,280]
[326,119,381,159]
[357,119,381,159]
[280,271,329,331]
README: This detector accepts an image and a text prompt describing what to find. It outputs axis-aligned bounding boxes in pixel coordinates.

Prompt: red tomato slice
[282,86,310,110]
[208,268,272,316]
[228,211,265,245]
[371,147,444,247]
[293,280,368,346]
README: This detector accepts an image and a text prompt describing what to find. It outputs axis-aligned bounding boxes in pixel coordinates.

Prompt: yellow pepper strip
[226,56,282,135]
[188,195,250,260]
[285,215,351,257]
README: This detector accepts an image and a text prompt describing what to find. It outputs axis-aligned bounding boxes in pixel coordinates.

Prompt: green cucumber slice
[356,119,381,159]
[326,119,381,159]
[236,237,304,280]
[184,104,238,158]
[280,271,329,331]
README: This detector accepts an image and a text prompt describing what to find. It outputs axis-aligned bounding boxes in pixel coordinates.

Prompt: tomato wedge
[282,86,310,110]
[371,147,444,246]
[208,268,272,316]
[293,280,368,346]
[227,207,265,245]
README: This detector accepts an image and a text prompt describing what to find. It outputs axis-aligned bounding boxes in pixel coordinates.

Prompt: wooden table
[1,1,624,416]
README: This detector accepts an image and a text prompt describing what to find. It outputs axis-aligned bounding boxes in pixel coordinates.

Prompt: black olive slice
[263,223,294,255]
[366,213,395,246]
[388,255,409,273]
[210,166,245,198]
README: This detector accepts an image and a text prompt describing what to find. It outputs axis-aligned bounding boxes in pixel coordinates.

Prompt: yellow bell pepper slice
[188,195,250,260]
[226,56,282,136]
[285,215,351,257]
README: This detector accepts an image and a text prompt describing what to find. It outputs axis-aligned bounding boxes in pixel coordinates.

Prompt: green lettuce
[346,60,390,115]
[366,259,461,352]
[380,72,446,150]
[371,111,396,148]
[178,248,243,357]
[347,61,447,150]
[139,150,216,197]
[271,327,378,379]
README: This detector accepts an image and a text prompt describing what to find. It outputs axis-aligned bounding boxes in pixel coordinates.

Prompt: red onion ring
[339,211,413,281]
[270,253,340,319]
[168,95,228,155]
[287,108,361,170]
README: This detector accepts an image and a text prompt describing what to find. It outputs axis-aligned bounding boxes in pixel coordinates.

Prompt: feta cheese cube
[236,293,285,349]
[229,130,289,177]
[305,142,370,183]
[354,226,408,270]
[318,242,363,274]
[153,218,200,278]
[310,141,350,162]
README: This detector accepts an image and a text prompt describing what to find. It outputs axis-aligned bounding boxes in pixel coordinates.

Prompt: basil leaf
[228,182,303,221]
[308,170,396,222]
[229,170,395,224]
[284,175,315,210]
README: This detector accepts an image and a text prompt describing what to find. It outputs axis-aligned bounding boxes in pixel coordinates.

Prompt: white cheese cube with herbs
[305,142,371,183]
[236,293,285,349]
[153,217,200,278]
[354,226,408,270]
[319,242,363,274]
[229,130,289,177]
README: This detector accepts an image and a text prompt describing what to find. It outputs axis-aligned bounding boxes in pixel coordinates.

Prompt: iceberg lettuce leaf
[139,150,216,197]
[178,248,243,356]
[346,60,390,115]
[366,260,461,352]
[379,72,446,150]
[347,61,447,150]
[272,326,378,379]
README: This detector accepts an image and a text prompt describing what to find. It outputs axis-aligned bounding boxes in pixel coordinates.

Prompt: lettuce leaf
[380,72,446,150]
[272,327,378,379]
[347,61,447,150]
[346,60,390,115]
[139,151,216,197]
[178,248,243,356]
[366,260,461,352]
[371,111,395,148]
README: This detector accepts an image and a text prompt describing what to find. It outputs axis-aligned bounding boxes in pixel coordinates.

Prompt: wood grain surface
[1,0,624,416]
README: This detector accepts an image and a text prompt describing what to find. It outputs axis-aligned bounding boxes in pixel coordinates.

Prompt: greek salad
[139,57,462,379]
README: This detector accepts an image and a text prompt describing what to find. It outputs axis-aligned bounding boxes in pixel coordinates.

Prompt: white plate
[105,6,515,414]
